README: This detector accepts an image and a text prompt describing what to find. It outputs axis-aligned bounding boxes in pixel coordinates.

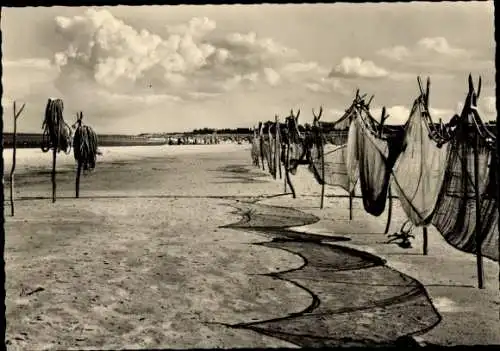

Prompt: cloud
[219,72,260,92]
[1,9,375,133]
[305,77,348,95]
[263,67,280,86]
[166,16,217,38]
[377,37,473,62]
[416,37,470,57]
[481,96,496,116]
[377,46,411,61]
[2,58,54,70]
[51,8,320,99]
[329,57,389,79]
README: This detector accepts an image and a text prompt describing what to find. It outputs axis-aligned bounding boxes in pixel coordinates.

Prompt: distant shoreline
[2,132,252,149]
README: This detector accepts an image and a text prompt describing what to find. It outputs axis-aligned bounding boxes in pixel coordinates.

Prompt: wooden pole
[384,183,393,234]
[283,142,287,192]
[284,167,287,192]
[273,118,278,180]
[320,136,325,209]
[52,146,57,203]
[473,129,484,289]
[260,129,265,171]
[9,101,25,216]
[349,189,353,221]
[75,161,82,198]
[423,227,428,255]
[285,143,296,198]
[10,103,18,217]
[277,139,282,180]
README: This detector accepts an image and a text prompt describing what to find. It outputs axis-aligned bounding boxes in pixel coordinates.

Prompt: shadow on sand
[210,164,272,184]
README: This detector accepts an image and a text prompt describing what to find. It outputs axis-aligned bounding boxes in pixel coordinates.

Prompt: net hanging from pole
[251,126,261,167]
[308,99,365,193]
[391,79,450,227]
[431,79,498,262]
[349,101,406,217]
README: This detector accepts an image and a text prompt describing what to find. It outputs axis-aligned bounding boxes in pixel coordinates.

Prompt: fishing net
[261,136,272,173]
[41,98,72,154]
[268,131,276,178]
[350,108,406,217]
[225,202,440,348]
[431,102,498,261]
[309,128,351,192]
[274,122,282,178]
[251,136,261,167]
[391,98,450,227]
[346,120,360,193]
[73,124,99,171]
[287,140,306,175]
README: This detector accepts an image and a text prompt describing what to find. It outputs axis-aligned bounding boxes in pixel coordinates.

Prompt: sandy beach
[4,144,499,349]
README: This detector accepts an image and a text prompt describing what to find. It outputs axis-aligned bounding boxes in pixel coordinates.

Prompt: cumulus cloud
[305,77,349,95]
[166,17,217,38]
[263,67,280,86]
[50,8,328,101]
[329,57,389,79]
[378,37,472,62]
[1,8,377,132]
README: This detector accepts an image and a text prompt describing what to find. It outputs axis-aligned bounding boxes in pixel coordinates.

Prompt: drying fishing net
[73,124,99,171]
[352,109,405,217]
[391,97,450,227]
[261,135,271,172]
[41,98,72,154]
[251,135,261,167]
[309,127,351,192]
[274,122,282,178]
[267,133,276,178]
[431,102,498,261]
[345,120,360,193]
[287,141,306,175]
[225,203,440,348]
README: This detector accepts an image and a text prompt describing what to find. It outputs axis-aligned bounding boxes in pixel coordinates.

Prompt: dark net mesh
[309,129,351,192]
[432,108,498,261]
[225,202,440,348]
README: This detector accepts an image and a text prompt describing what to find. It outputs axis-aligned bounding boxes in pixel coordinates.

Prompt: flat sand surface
[3,144,499,349]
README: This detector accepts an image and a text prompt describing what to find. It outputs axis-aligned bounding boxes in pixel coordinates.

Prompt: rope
[41,98,72,154]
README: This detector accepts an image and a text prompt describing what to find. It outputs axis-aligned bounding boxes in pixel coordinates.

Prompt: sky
[1,2,496,134]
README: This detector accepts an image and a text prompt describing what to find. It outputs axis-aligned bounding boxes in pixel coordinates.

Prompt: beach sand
[3,144,499,349]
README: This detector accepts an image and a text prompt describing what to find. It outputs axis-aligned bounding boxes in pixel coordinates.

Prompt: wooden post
[423,227,428,255]
[285,143,296,198]
[75,161,82,198]
[284,167,287,192]
[259,127,265,171]
[9,101,26,216]
[349,189,353,221]
[473,129,484,289]
[384,183,392,234]
[275,117,282,180]
[52,146,57,203]
[320,136,325,209]
[277,135,282,180]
